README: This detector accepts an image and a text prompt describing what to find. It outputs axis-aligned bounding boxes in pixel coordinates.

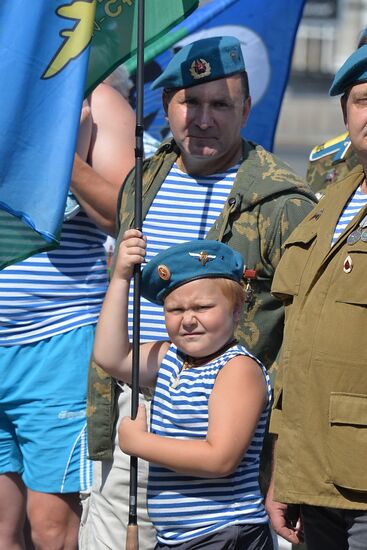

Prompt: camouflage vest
[87,139,316,459]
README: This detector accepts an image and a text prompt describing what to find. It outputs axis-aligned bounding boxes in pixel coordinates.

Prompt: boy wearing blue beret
[93,229,273,549]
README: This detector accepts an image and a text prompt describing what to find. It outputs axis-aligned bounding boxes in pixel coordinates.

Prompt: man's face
[342,82,367,161]
[163,74,250,174]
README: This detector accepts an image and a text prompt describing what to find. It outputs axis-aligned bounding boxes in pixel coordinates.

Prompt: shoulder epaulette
[309,132,351,163]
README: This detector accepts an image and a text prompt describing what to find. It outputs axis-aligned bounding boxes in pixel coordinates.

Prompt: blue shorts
[0,325,94,493]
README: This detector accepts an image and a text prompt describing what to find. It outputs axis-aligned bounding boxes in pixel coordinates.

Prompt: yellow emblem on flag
[42,0,96,79]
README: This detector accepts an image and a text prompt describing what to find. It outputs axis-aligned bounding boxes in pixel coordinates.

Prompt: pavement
[277,537,292,550]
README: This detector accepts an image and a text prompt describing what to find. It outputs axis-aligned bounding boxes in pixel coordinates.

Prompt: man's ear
[340,93,348,128]
[162,89,169,117]
[241,96,252,127]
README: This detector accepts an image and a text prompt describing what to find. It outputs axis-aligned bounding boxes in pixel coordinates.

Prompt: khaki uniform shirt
[270,164,367,509]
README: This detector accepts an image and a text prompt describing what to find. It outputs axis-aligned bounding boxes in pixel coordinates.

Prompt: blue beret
[141,240,244,305]
[329,44,367,96]
[151,36,245,91]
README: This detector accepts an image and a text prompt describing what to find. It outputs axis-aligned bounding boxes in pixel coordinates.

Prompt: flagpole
[126,0,144,548]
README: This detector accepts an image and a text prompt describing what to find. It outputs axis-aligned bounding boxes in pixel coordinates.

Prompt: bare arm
[119,355,267,478]
[93,229,168,388]
[71,83,136,235]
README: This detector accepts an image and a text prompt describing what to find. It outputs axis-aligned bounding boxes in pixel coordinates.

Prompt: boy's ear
[233,304,242,323]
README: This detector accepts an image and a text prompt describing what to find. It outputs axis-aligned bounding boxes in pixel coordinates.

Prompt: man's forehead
[177,75,242,97]
[349,81,367,96]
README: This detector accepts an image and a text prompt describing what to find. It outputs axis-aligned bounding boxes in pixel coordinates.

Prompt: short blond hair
[215,278,245,317]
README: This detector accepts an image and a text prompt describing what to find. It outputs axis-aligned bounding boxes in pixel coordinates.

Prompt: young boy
[93,229,273,549]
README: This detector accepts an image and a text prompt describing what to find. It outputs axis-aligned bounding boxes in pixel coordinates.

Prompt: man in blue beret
[307,27,367,198]
[266,44,367,549]
[82,36,316,549]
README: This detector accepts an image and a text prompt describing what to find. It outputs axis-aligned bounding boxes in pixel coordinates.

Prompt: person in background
[306,27,367,198]
[265,44,367,549]
[81,36,316,550]
[100,65,160,275]
[0,75,135,548]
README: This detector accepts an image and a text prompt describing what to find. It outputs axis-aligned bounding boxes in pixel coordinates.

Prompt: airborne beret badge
[190,58,211,80]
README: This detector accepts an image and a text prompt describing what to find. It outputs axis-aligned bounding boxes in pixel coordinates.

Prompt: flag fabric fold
[142,0,306,151]
[0,0,95,270]
[85,0,199,96]
[0,0,199,271]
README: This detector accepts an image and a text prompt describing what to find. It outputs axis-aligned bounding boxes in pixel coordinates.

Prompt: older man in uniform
[266,44,367,550]
[306,28,367,198]
[82,36,316,549]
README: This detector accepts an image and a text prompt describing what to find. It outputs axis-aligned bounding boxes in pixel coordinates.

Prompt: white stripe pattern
[0,212,108,345]
[128,163,238,342]
[148,343,272,545]
[331,185,367,245]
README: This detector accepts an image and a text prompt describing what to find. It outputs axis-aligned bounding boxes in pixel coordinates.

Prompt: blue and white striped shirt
[128,163,238,342]
[148,342,272,545]
[0,212,108,345]
[332,184,367,245]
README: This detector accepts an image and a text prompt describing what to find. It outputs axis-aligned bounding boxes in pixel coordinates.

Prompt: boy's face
[163,278,239,358]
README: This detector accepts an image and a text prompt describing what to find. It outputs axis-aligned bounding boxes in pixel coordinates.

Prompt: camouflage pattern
[306,132,361,198]
[87,138,317,460]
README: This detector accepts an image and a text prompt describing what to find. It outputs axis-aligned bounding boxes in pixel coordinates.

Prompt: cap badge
[190,58,211,80]
[157,264,171,281]
[343,255,353,274]
[189,251,216,266]
[229,49,238,61]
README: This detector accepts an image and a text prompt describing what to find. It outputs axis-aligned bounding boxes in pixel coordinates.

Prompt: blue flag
[141,0,306,151]
[0,1,95,270]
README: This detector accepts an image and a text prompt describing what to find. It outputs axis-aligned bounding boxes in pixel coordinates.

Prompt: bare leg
[27,491,81,550]
[0,473,27,549]
[23,515,35,550]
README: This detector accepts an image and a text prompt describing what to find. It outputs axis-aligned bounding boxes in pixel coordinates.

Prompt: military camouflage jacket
[87,139,316,460]
[306,132,360,197]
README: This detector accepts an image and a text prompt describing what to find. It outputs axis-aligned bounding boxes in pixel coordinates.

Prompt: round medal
[157,265,171,281]
[347,229,362,245]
